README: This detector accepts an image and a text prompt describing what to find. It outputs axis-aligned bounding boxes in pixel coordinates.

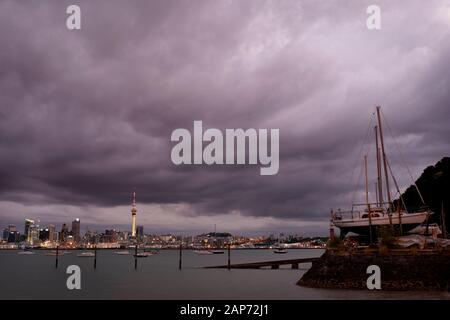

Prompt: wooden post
[227,243,231,270]
[441,201,447,239]
[179,243,182,270]
[94,246,97,269]
[55,245,59,269]
[134,244,138,270]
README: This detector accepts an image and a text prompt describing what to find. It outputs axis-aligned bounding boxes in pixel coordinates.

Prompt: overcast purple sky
[0,0,449,236]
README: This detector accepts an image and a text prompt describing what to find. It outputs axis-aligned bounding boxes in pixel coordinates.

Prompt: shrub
[378,226,398,248]
[327,236,344,249]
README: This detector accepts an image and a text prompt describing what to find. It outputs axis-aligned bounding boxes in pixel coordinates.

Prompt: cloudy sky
[0,0,449,236]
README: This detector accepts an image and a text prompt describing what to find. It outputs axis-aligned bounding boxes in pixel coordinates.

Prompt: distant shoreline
[0,247,325,251]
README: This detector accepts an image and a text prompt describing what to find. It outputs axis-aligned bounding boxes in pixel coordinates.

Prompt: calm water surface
[1,249,449,299]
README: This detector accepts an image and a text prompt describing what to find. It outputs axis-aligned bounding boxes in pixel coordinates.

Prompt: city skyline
[1,0,450,235]
[1,214,327,238]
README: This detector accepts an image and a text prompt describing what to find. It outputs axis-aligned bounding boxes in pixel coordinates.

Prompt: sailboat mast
[376,106,392,220]
[375,125,383,207]
[375,182,379,206]
[442,202,447,239]
[385,158,405,234]
[364,155,373,243]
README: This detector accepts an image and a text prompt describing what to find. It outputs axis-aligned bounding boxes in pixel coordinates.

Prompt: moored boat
[115,251,131,255]
[194,250,214,255]
[133,253,149,258]
[17,251,36,255]
[77,252,95,257]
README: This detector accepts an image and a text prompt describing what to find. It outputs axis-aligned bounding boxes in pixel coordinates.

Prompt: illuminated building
[48,224,56,243]
[6,226,19,243]
[136,225,144,240]
[60,223,69,243]
[101,229,118,243]
[131,192,137,238]
[28,224,39,245]
[39,228,49,241]
[24,219,34,241]
[72,218,81,243]
[8,231,20,243]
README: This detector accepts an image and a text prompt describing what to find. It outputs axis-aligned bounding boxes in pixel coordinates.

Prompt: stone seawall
[298,250,450,291]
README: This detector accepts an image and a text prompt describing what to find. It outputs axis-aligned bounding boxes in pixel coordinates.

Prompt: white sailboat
[332,107,431,239]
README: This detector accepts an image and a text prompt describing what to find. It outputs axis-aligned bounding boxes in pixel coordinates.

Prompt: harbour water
[1,249,449,300]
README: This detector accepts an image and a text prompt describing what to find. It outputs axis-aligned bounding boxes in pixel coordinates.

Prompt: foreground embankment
[298,249,450,290]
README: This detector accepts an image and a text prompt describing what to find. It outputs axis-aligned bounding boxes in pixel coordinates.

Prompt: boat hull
[333,212,429,236]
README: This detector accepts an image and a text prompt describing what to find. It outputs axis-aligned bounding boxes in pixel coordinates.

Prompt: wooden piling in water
[55,245,59,269]
[227,244,231,270]
[94,246,97,269]
[179,243,182,270]
[134,244,138,270]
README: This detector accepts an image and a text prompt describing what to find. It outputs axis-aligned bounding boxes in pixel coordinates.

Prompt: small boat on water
[77,252,95,257]
[211,250,224,254]
[45,250,69,256]
[273,248,288,254]
[144,249,160,254]
[17,251,35,255]
[133,253,149,258]
[194,250,214,255]
[115,251,131,255]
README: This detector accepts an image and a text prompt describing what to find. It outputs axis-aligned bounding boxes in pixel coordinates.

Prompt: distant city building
[60,223,69,243]
[101,229,118,243]
[8,231,20,243]
[2,228,9,240]
[131,192,137,237]
[48,224,56,243]
[160,234,174,242]
[136,225,144,240]
[39,228,50,241]
[72,218,81,243]
[66,235,74,244]
[28,224,39,245]
[6,226,19,243]
[24,219,34,241]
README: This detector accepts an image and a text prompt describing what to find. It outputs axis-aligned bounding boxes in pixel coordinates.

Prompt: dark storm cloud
[1,0,450,231]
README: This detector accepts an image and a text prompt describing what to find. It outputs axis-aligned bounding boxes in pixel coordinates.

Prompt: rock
[298,250,450,290]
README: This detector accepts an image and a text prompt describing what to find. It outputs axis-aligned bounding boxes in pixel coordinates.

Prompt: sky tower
[131,191,137,237]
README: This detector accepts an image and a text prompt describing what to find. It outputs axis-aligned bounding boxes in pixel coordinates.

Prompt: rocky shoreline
[298,249,450,291]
